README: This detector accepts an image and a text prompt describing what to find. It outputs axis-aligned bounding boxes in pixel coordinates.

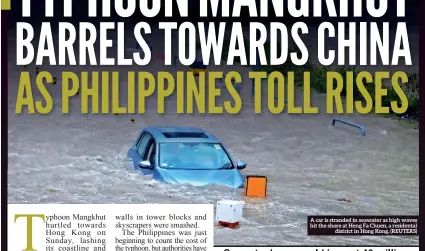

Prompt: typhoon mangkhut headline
[14,0,413,115]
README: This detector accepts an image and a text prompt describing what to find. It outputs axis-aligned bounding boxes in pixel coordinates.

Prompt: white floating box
[216,200,244,224]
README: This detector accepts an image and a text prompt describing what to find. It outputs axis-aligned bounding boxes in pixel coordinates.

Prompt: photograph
[3,0,420,249]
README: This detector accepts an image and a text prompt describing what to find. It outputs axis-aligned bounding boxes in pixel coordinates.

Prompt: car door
[130,133,153,174]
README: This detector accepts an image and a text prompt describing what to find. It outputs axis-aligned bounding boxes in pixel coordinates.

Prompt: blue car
[127,126,247,188]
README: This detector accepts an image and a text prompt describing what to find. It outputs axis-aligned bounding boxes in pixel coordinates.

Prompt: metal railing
[332,118,366,137]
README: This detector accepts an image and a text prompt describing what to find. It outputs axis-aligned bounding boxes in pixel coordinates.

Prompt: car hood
[152,168,244,188]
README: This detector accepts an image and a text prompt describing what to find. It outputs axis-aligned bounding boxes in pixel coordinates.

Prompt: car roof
[142,126,222,143]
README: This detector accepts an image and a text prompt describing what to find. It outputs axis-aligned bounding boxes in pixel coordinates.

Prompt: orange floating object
[244,175,267,198]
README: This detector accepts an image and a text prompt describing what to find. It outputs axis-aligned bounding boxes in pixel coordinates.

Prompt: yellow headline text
[14,71,409,115]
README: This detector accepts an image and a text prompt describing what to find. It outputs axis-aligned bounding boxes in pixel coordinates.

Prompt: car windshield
[159,143,233,170]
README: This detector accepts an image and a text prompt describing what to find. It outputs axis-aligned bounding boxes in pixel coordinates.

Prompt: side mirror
[237,161,247,169]
[138,160,153,169]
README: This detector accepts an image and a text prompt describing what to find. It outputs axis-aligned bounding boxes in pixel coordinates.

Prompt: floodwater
[7,23,419,246]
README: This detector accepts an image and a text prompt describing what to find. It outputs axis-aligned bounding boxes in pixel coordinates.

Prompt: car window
[144,140,156,165]
[159,143,233,170]
[136,133,152,157]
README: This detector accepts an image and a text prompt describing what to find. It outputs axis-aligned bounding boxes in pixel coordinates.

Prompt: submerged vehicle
[127,126,247,188]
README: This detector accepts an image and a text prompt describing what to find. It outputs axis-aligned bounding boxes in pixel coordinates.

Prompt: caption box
[9,204,214,251]
[307,215,418,235]
[217,248,419,251]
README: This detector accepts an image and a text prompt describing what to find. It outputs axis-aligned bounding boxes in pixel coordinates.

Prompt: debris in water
[145,180,157,187]
[337,198,352,202]
[48,188,59,192]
